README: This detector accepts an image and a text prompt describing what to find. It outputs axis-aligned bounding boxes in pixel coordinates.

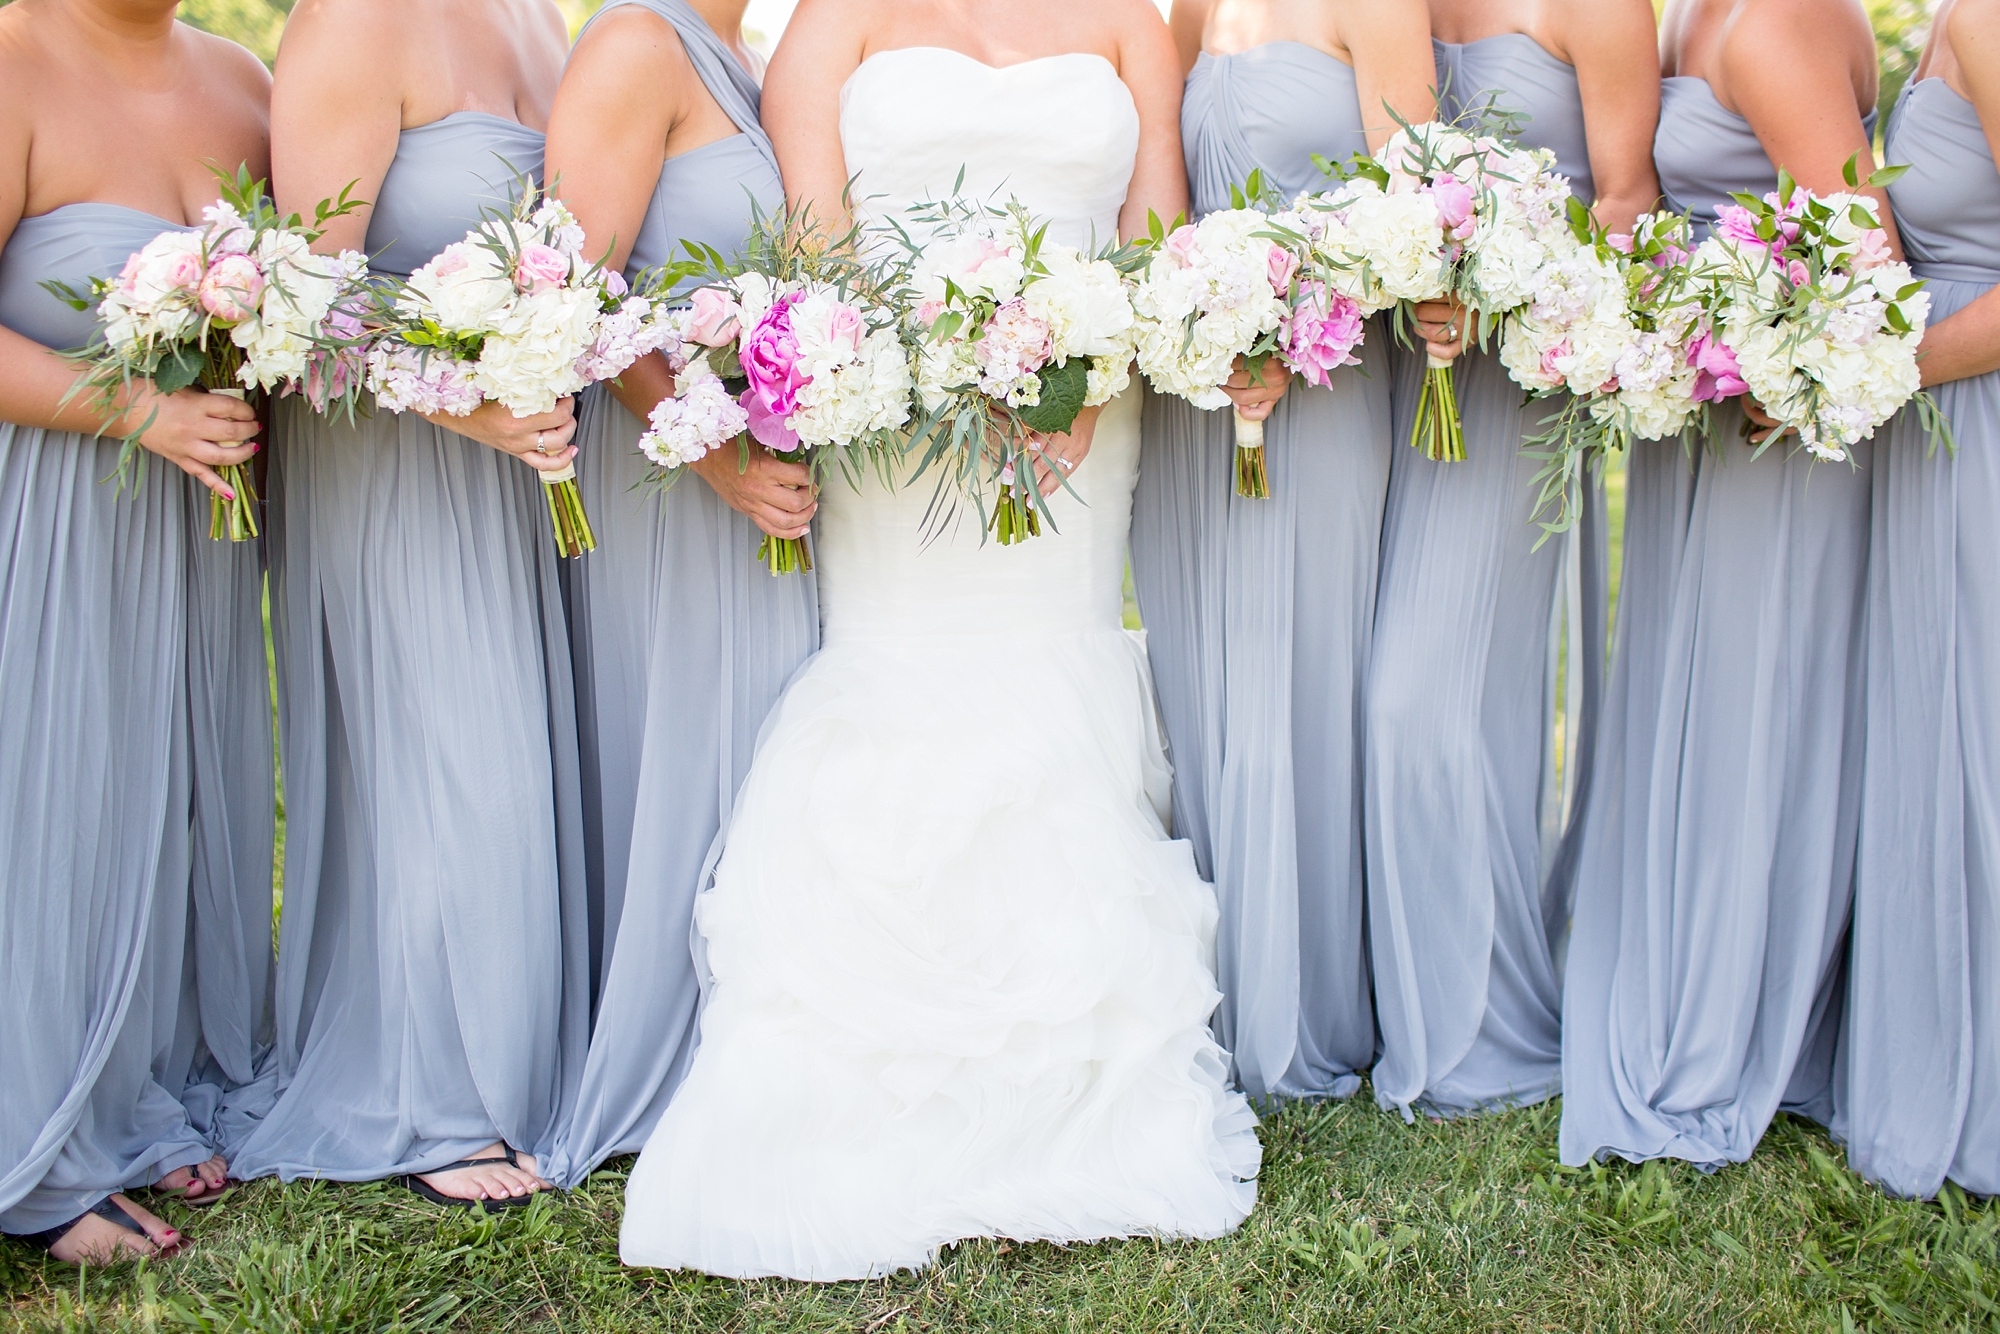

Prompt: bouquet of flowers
[888,197,1139,544]
[366,188,678,557]
[46,168,368,540]
[1130,174,1371,498]
[1322,121,1575,461]
[1510,209,1706,538]
[635,217,914,574]
[1686,160,1942,463]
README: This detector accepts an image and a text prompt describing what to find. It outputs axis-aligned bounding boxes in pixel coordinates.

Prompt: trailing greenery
[5,1092,1999,1333]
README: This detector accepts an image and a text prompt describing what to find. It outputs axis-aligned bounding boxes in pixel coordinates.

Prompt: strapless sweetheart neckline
[847,45,1118,83]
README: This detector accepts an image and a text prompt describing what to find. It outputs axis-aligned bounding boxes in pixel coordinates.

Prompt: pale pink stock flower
[199,254,266,323]
[685,286,742,347]
[515,242,568,294]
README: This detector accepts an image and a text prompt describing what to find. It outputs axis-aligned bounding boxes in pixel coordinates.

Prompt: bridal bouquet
[45,168,369,540]
[891,197,1138,543]
[1321,122,1575,461]
[1510,210,1706,537]
[1130,176,1370,498]
[635,221,913,574]
[366,189,679,557]
[1686,161,1941,463]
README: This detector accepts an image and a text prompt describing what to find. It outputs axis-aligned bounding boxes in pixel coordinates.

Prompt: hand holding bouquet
[1689,159,1942,463]
[1130,174,1371,498]
[636,211,913,574]
[892,197,1137,543]
[45,167,369,540]
[366,188,679,557]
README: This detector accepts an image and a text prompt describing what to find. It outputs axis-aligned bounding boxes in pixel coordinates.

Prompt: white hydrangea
[472,283,602,415]
[1302,182,1449,308]
[233,238,366,392]
[1131,207,1289,409]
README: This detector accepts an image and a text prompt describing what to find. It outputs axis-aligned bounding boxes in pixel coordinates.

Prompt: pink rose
[199,253,266,323]
[685,286,742,347]
[1787,258,1811,288]
[1427,172,1477,239]
[1851,227,1892,272]
[1688,330,1748,403]
[824,301,865,355]
[515,242,569,294]
[915,299,945,328]
[1608,232,1636,255]
[1279,282,1364,388]
[1539,339,1572,386]
[972,237,1012,272]
[739,295,805,451]
[432,249,471,279]
[1266,244,1300,296]
[1715,204,1769,253]
[1165,224,1201,266]
[604,269,630,297]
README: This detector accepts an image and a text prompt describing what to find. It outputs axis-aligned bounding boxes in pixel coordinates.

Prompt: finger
[757,459,814,487]
[201,395,260,423]
[180,460,234,496]
[189,438,260,467]
[759,483,816,516]
[519,446,580,474]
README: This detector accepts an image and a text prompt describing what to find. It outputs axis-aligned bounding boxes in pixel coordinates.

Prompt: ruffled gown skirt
[619,391,1260,1280]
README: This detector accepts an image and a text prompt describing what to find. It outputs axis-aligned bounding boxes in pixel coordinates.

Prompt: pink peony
[1266,244,1300,295]
[199,253,266,323]
[515,242,569,294]
[685,286,742,347]
[1279,282,1365,388]
[1427,172,1477,240]
[1851,227,1893,272]
[739,294,806,451]
[1688,330,1748,403]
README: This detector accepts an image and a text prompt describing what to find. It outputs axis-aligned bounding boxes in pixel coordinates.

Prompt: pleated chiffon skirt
[1560,405,1866,1169]
[1129,345,1391,1103]
[1364,346,1605,1119]
[541,385,817,1188]
[0,426,216,1233]
[229,399,590,1181]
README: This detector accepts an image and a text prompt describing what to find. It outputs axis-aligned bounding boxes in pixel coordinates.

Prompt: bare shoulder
[782,0,886,47]
[1726,0,1870,58]
[279,0,411,58]
[1547,0,1657,40]
[1948,0,2000,48]
[572,4,688,63]
[1104,0,1172,38]
[180,21,272,97]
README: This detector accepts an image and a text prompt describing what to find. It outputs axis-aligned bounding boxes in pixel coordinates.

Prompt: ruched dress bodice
[1183,44,1366,214]
[1437,34,1593,202]
[0,204,178,350]
[363,113,547,277]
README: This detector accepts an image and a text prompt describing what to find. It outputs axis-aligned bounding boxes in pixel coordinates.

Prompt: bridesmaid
[1131,0,1435,1103]
[535,0,818,1188]
[1364,0,1659,1119]
[0,0,266,1260]
[1843,0,2000,1200]
[1559,0,1893,1169]
[227,0,592,1208]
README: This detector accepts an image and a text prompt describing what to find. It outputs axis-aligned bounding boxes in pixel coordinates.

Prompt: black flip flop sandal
[151,1168,235,1209]
[396,1148,541,1214]
[23,1195,166,1259]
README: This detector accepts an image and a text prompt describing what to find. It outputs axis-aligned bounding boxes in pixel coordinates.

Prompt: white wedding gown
[618,47,1261,1281]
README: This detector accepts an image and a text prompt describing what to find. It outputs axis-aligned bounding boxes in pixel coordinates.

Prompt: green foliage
[176,0,295,65]
[10,1094,2000,1333]
[1871,0,1934,128]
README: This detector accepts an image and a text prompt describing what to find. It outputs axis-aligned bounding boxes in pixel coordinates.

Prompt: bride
[617,0,1261,1280]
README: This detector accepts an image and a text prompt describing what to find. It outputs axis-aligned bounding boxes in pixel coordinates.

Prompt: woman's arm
[1114,0,1190,239]
[1555,0,1662,233]
[1912,0,2000,387]
[763,0,870,230]
[1723,0,1898,253]
[1341,0,1437,151]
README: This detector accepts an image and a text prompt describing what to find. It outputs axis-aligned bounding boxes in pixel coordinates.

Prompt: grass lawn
[5,1094,2000,1332]
[14,453,1990,1333]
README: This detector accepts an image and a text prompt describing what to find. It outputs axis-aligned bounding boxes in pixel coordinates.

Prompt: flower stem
[543,475,597,559]
[1233,410,1270,499]
[990,480,1044,546]
[1410,359,1466,463]
[757,533,813,575]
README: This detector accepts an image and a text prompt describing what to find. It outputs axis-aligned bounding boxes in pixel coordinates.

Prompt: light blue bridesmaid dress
[0,205,219,1233]
[1841,78,2000,1198]
[1364,35,1608,1119]
[1558,81,1875,1169]
[1129,43,1386,1102]
[228,115,592,1184]
[539,0,817,1190]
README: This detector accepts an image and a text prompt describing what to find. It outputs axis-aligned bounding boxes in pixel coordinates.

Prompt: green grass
[6,1093,2000,1332]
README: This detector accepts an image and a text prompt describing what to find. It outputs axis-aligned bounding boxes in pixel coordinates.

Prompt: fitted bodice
[364,112,547,277]
[1436,35,1593,203]
[838,48,1140,251]
[1658,78,1878,238]
[1183,43,1365,217]
[1886,80,2000,288]
[0,204,180,351]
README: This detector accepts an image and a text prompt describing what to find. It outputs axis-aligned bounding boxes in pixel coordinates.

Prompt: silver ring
[536,430,553,455]
[1058,458,1076,472]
